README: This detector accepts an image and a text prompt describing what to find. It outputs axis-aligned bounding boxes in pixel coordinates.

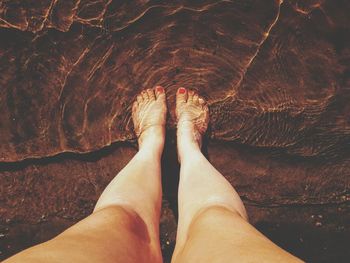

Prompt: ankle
[178,146,200,163]
[177,129,203,163]
[177,120,202,145]
[138,126,165,155]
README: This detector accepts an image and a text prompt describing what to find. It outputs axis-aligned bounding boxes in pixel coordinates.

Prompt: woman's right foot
[132,86,167,152]
[175,87,209,161]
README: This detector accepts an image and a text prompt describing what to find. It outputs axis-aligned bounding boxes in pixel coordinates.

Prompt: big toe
[176,87,188,106]
[155,86,166,101]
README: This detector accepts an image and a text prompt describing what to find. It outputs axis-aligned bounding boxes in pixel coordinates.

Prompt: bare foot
[176,87,209,159]
[132,86,167,151]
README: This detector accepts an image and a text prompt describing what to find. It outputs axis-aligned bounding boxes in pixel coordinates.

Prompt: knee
[172,206,248,263]
[93,206,151,243]
[191,205,245,229]
[97,206,162,262]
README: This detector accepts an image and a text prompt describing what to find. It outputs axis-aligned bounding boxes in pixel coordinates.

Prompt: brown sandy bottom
[0,0,350,262]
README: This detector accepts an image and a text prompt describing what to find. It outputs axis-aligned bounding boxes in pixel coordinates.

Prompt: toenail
[178,87,186,94]
[156,86,164,93]
[188,90,194,95]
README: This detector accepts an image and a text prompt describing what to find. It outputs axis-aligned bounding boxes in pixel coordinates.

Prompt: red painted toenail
[156,86,164,93]
[178,87,186,94]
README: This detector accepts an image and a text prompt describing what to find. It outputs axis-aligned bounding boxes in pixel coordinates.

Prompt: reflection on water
[0,0,349,162]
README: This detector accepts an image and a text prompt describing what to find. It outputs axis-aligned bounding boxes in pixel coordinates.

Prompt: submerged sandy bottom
[0,0,349,262]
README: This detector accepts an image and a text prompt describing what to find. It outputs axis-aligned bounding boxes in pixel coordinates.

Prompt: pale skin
[4,86,303,263]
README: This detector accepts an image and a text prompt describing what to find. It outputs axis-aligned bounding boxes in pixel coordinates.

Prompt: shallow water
[0,0,349,161]
[0,1,349,262]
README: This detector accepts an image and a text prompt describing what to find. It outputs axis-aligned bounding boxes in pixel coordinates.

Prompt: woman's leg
[4,86,167,263]
[172,87,302,263]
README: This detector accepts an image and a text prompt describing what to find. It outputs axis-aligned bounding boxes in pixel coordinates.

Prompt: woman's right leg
[172,87,303,263]
[4,87,166,263]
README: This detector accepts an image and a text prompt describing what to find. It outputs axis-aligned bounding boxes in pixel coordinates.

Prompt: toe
[176,87,188,105]
[147,88,155,100]
[132,100,138,113]
[142,90,149,100]
[155,86,166,100]
[188,90,195,102]
[193,93,199,104]
[137,94,143,104]
[198,97,206,106]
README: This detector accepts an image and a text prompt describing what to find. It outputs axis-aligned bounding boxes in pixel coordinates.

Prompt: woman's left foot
[175,88,209,154]
[132,86,167,151]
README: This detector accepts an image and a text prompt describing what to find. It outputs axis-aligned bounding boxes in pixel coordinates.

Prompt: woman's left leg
[4,87,167,263]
